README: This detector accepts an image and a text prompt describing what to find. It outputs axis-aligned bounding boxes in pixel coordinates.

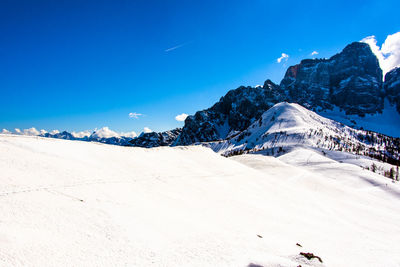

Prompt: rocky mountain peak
[174,82,285,146]
[280,41,383,115]
[263,79,279,90]
[331,42,383,81]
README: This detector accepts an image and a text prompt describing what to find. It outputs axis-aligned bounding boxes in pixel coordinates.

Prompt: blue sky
[1,0,399,134]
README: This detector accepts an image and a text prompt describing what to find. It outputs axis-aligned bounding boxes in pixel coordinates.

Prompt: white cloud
[277,53,289,63]
[175,113,188,122]
[91,127,120,139]
[74,128,137,139]
[143,127,153,133]
[23,127,40,136]
[50,130,60,135]
[39,129,47,135]
[311,51,319,56]
[71,130,91,138]
[120,131,137,138]
[1,129,11,134]
[9,127,41,136]
[129,112,143,119]
[361,32,400,76]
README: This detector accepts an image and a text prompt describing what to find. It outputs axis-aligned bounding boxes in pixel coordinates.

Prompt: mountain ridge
[204,102,400,167]
[174,41,399,146]
[7,41,399,155]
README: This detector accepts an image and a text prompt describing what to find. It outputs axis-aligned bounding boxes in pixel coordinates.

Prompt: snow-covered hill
[206,102,400,169]
[1,134,400,266]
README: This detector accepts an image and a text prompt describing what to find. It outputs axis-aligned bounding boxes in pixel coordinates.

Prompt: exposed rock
[299,252,323,263]
[38,41,400,148]
[90,136,132,146]
[175,42,388,146]
[280,42,383,115]
[174,80,284,145]
[41,131,76,140]
[129,128,182,148]
[384,67,400,113]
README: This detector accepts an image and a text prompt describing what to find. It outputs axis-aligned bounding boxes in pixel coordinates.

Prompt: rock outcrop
[280,42,383,115]
[174,80,284,145]
[129,128,182,148]
[384,67,400,113]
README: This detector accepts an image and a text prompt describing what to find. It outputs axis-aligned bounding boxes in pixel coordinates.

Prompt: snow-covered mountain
[0,126,141,146]
[40,129,133,146]
[205,102,400,166]
[173,41,400,146]
[279,42,400,136]
[2,127,183,147]
[8,41,399,150]
[174,80,283,146]
[2,40,400,266]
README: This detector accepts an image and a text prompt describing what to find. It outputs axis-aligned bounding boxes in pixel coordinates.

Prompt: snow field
[1,135,400,266]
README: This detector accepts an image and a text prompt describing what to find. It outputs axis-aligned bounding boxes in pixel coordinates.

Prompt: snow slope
[206,103,399,168]
[1,135,400,266]
[319,99,400,137]
[206,102,354,155]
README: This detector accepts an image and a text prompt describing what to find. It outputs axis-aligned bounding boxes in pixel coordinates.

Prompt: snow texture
[0,134,400,266]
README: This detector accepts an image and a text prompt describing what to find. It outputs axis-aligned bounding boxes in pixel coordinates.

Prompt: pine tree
[390,167,395,180]
[371,163,377,173]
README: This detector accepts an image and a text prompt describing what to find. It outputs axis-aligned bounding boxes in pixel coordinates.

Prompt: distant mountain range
[40,129,134,146]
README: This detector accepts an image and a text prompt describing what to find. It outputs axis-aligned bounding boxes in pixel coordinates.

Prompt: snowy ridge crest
[205,102,400,165]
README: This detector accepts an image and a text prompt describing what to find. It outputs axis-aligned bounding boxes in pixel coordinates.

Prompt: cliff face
[384,67,400,113]
[280,42,383,115]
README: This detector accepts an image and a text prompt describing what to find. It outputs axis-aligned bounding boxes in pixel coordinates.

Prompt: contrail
[165,41,192,52]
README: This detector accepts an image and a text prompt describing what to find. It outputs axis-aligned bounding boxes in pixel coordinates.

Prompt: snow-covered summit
[172,41,399,145]
[248,102,332,134]
[207,102,400,165]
